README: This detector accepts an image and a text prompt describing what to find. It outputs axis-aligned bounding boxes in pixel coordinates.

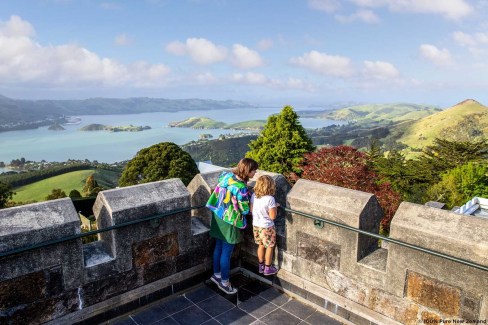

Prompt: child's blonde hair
[254,175,276,198]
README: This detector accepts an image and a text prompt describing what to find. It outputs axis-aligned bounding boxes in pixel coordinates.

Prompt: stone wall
[1,172,487,324]
[0,179,212,324]
[242,179,488,325]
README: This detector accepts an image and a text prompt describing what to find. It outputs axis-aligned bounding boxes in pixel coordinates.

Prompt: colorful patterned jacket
[206,171,250,229]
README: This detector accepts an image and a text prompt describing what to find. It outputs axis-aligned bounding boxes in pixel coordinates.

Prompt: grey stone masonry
[0,198,83,289]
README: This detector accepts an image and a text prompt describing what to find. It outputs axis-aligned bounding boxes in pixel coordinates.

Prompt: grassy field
[13,169,120,203]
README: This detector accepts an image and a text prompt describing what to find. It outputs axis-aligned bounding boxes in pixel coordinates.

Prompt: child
[251,175,279,276]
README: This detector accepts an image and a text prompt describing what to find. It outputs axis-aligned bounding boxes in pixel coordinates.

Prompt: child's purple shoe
[264,265,278,276]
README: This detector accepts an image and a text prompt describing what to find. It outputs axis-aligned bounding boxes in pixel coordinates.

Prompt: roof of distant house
[454,197,488,219]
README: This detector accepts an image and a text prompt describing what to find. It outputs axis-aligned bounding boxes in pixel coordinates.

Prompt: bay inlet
[0,107,340,164]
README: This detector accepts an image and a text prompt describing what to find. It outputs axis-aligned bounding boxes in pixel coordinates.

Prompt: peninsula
[168,117,265,130]
[79,124,151,132]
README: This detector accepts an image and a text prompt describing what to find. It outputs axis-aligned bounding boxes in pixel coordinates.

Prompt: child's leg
[264,246,274,265]
[257,244,265,264]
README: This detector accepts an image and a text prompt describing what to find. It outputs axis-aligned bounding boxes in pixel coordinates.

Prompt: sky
[0,0,488,108]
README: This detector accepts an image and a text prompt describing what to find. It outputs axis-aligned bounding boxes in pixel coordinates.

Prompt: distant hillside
[169,117,265,130]
[0,94,255,132]
[300,103,440,124]
[394,99,488,152]
[79,124,151,132]
[182,135,258,167]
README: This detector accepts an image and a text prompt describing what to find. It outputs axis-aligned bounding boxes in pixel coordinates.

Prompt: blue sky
[0,0,487,107]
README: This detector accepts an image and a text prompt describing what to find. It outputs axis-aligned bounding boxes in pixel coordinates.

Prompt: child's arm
[268,206,277,220]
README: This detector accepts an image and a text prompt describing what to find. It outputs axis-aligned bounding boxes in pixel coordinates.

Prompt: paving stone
[237,295,278,319]
[260,308,301,325]
[171,305,211,325]
[281,299,316,320]
[258,287,290,306]
[131,304,167,324]
[157,296,193,315]
[215,306,258,325]
[185,286,217,304]
[198,294,236,317]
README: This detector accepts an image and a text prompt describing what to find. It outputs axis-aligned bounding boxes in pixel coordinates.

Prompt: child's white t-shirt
[251,193,276,228]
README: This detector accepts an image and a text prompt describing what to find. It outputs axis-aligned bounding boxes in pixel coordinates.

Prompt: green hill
[12,169,120,203]
[169,117,265,130]
[308,103,440,124]
[168,117,227,129]
[395,99,488,153]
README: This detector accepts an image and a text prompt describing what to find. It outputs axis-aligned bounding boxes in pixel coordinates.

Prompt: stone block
[0,270,46,309]
[406,271,461,316]
[133,232,179,267]
[421,311,441,324]
[297,231,340,270]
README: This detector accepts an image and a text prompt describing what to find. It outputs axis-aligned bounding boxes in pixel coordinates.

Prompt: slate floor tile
[158,296,193,315]
[215,306,258,325]
[281,299,316,320]
[303,310,343,325]
[198,294,236,317]
[237,287,259,303]
[171,305,211,325]
[237,295,278,319]
[258,287,290,306]
[201,319,222,325]
[259,308,301,325]
[131,305,167,324]
[185,286,217,304]
[152,316,180,325]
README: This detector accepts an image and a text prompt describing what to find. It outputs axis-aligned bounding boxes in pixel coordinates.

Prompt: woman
[206,158,258,294]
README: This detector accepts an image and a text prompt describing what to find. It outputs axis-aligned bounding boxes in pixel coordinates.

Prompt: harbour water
[0,107,340,164]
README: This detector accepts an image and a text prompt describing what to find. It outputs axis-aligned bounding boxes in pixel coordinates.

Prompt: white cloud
[362,60,400,79]
[452,31,488,47]
[99,2,123,10]
[350,0,473,20]
[257,39,274,51]
[194,72,218,84]
[335,9,380,23]
[165,38,227,65]
[0,16,170,88]
[232,73,315,91]
[290,50,354,77]
[308,0,341,13]
[230,44,264,69]
[114,33,132,46]
[0,15,35,37]
[419,44,453,66]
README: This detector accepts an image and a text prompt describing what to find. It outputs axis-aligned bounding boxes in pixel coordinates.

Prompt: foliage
[119,142,199,187]
[82,175,103,197]
[246,105,315,174]
[0,181,14,208]
[69,189,82,198]
[297,146,402,231]
[427,162,488,209]
[183,135,257,167]
[45,188,67,200]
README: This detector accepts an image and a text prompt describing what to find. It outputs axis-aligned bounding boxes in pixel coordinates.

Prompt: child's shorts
[253,225,276,248]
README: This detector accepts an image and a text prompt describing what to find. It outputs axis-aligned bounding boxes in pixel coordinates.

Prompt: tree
[82,175,103,197]
[119,142,199,187]
[298,146,401,232]
[427,162,488,209]
[46,188,67,200]
[69,189,82,198]
[0,181,14,209]
[246,105,315,174]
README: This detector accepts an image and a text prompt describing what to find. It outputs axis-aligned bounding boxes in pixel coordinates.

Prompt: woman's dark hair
[233,158,258,182]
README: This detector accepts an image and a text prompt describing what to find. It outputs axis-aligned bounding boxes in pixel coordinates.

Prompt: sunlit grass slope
[13,169,120,202]
[397,99,488,150]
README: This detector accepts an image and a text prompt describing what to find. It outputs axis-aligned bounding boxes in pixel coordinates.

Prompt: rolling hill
[394,99,488,152]
[300,103,441,124]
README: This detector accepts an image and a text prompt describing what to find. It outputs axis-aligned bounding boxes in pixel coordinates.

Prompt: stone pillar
[388,202,488,320]
[284,179,383,286]
[92,179,192,277]
[0,198,84,323]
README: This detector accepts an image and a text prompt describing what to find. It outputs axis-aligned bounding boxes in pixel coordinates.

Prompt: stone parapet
[0,179,211,324]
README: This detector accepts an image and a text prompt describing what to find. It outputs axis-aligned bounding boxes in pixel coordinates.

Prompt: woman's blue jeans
[213,239,235,281]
